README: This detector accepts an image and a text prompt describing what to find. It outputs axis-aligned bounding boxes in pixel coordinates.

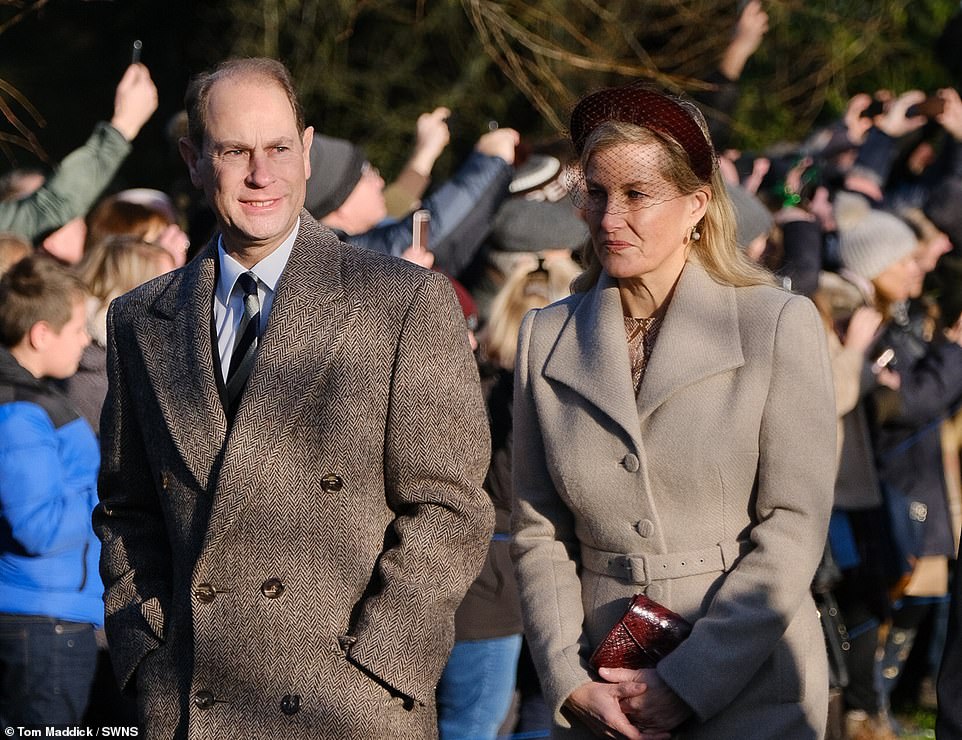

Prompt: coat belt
[580,539,752,586]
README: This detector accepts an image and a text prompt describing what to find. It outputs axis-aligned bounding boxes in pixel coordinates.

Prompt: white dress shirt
[213,219,299,382]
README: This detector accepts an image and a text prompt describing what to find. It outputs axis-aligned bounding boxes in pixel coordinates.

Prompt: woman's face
[874,254,922,303]
[583,142,708,284]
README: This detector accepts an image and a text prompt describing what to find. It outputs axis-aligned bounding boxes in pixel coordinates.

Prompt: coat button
[161,472,170,489]
[193,690,215,710]
[280,694,301,715]
[635,519,654,538]
[621,454,640,473]
[320,474,343,493]
[194,583,217,603]
[261,578,285,599]
[909,501,928,522]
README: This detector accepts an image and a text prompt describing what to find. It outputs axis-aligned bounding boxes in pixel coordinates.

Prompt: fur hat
[838,209,916,281]
[304,135,366,218]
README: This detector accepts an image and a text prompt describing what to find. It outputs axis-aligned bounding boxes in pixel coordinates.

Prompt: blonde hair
[0,232,32,276]
[570,119,775,294]
[481,254,581,370]
[77,235,174,344]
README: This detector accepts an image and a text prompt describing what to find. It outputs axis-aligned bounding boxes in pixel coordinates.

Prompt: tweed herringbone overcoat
[93,213,494,739]
[511,261,836,739]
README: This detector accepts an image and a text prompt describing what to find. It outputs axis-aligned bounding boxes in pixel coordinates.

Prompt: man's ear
[302,126,314,180]
[178,137,204,189]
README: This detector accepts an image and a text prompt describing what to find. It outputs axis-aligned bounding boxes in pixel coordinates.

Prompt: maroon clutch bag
[589,593,692,671]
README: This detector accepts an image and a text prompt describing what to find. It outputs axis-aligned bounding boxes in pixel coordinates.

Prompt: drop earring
[690,225,701,242]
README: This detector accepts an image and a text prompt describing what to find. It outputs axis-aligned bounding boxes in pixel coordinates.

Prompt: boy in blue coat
[0,254,99,726]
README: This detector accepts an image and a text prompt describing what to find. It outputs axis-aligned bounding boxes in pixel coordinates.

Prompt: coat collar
[544,260,744,447]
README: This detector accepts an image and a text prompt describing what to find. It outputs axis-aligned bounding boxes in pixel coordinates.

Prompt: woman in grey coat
[511,83,837,739]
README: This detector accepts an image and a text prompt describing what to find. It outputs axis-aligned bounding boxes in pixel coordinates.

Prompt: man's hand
[600,667,692,736]
[400,242,435,269]
[875,89,928,139]
[111,63,159,141]
[475,128,520,165]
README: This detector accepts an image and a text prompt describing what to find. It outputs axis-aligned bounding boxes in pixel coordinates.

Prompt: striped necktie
[225,271,260,411]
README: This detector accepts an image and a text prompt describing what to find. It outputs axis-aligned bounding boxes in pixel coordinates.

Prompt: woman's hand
[564,679,666,740]
[600,667,692,736]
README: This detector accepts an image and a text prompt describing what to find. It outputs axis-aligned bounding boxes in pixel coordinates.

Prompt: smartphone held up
[412,209,430,251]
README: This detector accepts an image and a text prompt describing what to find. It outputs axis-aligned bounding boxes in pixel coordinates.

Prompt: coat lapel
[636,260,744,422]
[135,244,227,492]
[544,271,643,450]
[205,214,348,550]
[543,261,745,445]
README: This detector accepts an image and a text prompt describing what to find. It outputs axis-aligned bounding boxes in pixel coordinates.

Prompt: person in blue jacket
[0,254,100,726]
[305,126,518,279]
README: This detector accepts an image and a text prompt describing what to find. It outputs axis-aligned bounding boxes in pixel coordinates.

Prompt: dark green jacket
[0,122,130,241]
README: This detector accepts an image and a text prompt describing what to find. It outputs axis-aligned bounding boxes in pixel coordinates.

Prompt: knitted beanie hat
[838,209,917,281]
[304,134,366,218]
[725,181,774,248]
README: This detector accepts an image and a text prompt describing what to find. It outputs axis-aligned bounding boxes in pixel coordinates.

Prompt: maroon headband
[569,83,716,183]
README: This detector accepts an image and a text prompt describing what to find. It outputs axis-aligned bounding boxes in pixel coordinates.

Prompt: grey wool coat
[511,261,836,739]
[93,212,494,739]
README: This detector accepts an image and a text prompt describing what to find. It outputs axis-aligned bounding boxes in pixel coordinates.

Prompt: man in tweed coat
[93,57,494,739]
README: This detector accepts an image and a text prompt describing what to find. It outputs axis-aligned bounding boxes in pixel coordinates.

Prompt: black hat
[304,134,366,219]
[489,153,589,252]
[490,198,589,252]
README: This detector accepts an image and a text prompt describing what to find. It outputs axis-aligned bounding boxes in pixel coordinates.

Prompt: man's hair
[184,57,305,149]
[0,254,87,347]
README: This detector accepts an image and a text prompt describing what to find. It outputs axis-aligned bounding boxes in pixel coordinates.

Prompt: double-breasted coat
[93,213,494,739]
[511,261,836,738]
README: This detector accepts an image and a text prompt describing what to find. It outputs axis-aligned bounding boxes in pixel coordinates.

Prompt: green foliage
[203,0,961,173]
[5,0,959,177]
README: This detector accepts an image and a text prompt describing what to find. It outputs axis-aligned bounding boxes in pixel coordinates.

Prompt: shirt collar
[215,218,300,304]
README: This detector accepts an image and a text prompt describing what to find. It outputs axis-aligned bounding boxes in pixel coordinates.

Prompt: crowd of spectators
[1,2,961,738]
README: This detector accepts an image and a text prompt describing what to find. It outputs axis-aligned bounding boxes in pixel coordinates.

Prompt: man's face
[181,74,313,255]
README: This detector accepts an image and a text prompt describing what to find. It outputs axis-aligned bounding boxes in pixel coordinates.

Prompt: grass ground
[894,707,936,739]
